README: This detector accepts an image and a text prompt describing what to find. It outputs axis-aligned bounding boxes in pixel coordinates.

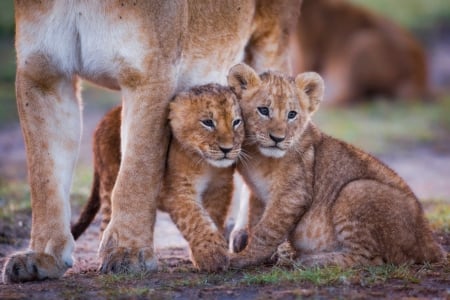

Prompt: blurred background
[0,0,449,239]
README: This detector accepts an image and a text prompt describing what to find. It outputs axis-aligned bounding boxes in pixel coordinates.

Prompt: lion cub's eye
[257,107,270,117]
[288,111,298,120]
[201,119,215,129]
[232,118,242,129]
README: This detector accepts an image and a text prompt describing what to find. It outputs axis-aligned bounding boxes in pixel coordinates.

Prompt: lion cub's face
[169,84,244,168]
[227,64,324,158]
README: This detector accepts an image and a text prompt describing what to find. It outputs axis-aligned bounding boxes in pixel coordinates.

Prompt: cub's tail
[71,170,101,240]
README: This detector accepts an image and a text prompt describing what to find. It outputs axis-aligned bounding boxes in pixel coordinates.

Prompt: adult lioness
[227,64,445,268]
[71,84,244,272]
[5,1,300,283]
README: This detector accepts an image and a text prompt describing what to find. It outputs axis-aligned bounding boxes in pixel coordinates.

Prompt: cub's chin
[206,158,236,168]
[259,146,286,158]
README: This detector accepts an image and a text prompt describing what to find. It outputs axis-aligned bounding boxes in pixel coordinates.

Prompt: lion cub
[227,64,445,268]
[72,84,244,272]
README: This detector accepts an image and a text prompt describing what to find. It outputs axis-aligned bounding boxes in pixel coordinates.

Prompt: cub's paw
[274,241,297,266]
[229,252,255,269]
[229,228,248,253]
[2,251,70,284]
[230,248,275,269]
[98,230,157,274]
[191,238,230,272]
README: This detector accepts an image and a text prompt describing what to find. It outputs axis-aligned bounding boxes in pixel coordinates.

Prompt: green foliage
[0,181,30,218]
[314,98,450,155]
[0,0,14,38]
[425,201,450,232]
[350,0,450,29]
[0,166,94,219]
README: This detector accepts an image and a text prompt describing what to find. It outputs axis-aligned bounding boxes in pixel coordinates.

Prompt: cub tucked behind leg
[227,63,446,268]
[71,84,244,272]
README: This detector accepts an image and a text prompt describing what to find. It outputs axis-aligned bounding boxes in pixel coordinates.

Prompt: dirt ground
[0,106,449,299]
[0,211,449,299]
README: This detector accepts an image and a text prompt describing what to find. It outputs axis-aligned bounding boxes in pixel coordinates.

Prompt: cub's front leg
[202,175,235,236]
[230,190,310,269]
[162,179,230,272]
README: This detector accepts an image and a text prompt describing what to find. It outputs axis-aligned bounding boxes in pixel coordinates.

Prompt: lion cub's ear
[295,72,324,114]
[227,63,261,99]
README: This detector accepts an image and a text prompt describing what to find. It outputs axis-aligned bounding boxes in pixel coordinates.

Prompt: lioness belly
[290,207,336,254]
[16,1,254,90]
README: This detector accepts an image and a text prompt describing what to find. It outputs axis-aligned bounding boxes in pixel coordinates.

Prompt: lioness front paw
[98,228,157,274]
[2,251,71,284]
[191,237,230,272]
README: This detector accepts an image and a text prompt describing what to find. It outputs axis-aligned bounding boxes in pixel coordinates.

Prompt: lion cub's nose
[269,134,285,144]
[219,146,233,154]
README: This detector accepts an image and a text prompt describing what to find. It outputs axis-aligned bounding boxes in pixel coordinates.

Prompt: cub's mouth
[258,145,286,158]
[206,157,236,168]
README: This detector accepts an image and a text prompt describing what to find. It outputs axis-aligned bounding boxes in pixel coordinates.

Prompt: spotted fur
[71,84,244,272]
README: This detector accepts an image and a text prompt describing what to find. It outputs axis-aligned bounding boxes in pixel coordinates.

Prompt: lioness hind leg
[3,57,81,283]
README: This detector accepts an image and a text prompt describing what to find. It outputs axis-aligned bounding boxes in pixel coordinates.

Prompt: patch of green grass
[97,271,157,287]
[314,98,450,155]
[242,266,355,286]
[359,264,420,286]
[162,270,241,289]
[425,201,450,232]
[0,165,95,220]
[239,264,422,287]
[0,181,30,218]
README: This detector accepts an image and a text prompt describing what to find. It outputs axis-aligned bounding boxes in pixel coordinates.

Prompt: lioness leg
[98,80,175,273]
[3,56,81,283]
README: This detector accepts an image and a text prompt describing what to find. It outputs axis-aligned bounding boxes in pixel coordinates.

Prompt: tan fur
[294,0,429,104]
[5,0,300,283]
[227,64,445,268]
[71,84,244,272]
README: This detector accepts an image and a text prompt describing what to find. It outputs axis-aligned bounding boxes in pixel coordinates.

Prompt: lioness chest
[16,1,254,89]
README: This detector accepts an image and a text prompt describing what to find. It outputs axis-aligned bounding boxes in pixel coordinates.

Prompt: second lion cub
[72,84,244,272]
[227,64,445,268]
